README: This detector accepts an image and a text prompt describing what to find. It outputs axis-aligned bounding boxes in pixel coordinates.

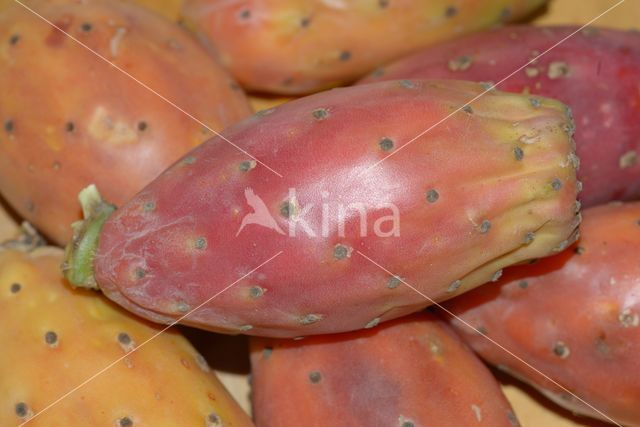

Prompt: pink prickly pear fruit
[64,79,580,338]
[0,243,254,426]
[0,0,252,245]
[250,312,520,427]
[444,202,640,426]
[180,0,548,95]
[361,25,640,208]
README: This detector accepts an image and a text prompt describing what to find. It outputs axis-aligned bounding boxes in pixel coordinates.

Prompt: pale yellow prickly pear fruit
[0,244,254,427]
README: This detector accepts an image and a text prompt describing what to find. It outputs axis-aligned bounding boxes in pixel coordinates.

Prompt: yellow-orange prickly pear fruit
[0,242,254,426]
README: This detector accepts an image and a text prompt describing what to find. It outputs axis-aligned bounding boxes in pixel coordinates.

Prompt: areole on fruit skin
[64,79,580,338]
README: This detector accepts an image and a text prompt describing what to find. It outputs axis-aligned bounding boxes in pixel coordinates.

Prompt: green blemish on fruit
[426,189,439,203]
[9,34,20,45]
[401,419,415,427]
[280,201,294,218]
[507,410,519,426]
[118,417,133,427]
[175,302,190,313]
[379,137,394,152]
[553,341,570,358]
[142,201,155,212]
[118,332,136,353]
[364,318,380,329]
[448,55,472,71]
[551,178,563,191]
[44,331,58,347]
[447,280,462,293]
[491,270,503,282]
[388,276,402,289]
[63,185,116,290]
[300,314,323,325]
[182,156,197,165]
[399,80,415,89]
[308,371,322,383]
[479,220,491,233]
[4,119,14,133]
[194,237,207,250]
[15,402,31,419]
[518,280,529,289]
[10,283,21,293]
[529,98,541,108]
[524,232,535,244]
[619,309,639,328]
[239,160,256,172]
[333,244,351,260]
[263,346,273,358]
[249,286,265,298]
[206,413,222,427]
[134,268,146,279]
[514,147,524,161]
[312,108,329,121]
[239,325,253,332]
[462,105,473,114]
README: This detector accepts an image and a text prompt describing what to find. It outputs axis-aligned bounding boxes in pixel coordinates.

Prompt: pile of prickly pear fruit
[1,0,639,426]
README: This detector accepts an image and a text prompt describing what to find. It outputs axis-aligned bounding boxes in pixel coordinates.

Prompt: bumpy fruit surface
[445,202,640,426]
[0,0,252,244]
[181,0,547,94]
[250,312,520,427]
[67,80,579,338]
[0,244,253,427]
[362,25,640,207]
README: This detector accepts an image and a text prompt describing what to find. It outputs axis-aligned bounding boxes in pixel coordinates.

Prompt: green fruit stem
[63,185,115,289]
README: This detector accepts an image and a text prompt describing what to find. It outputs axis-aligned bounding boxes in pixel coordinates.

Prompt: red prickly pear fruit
[0,0,252,245]
[250,312,520,427]
[444,202,640,426]
[180,0,548,94]
[361,25,640,208]
[0,242,254,426]
[64,80,580,338]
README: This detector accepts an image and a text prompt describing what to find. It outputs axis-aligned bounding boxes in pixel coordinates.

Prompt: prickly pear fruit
[444,202,640,426]
[361,25,640,208]
[250,312,519,427]
[181,0,548,94]
[0,0,252,244]
[65,79,580,338]
[0,243,254,426]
